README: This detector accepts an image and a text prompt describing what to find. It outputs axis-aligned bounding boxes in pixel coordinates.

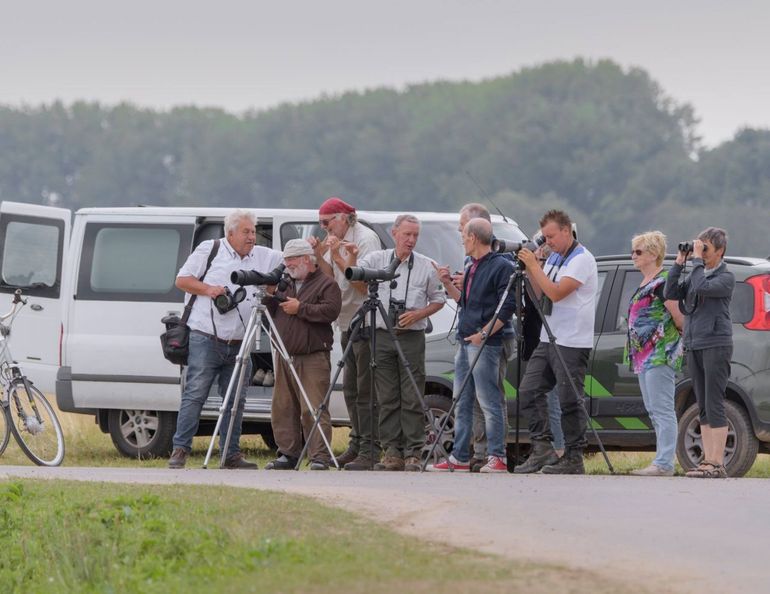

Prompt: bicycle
[0,289,65,466]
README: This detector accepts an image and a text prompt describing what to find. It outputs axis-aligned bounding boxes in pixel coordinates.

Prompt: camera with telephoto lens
[214,286,246,314]
[231,264,286,286]
[345,257,401,283]
[388,298,407,328]
[491,233,546,255]
[678,241,693,254]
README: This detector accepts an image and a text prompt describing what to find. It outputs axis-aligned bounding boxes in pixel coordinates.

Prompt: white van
[0,202,527,457]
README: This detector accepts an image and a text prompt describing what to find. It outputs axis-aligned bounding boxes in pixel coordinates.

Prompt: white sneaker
[630,464,674,476]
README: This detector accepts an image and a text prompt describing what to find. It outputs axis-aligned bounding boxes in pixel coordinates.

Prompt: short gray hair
[460,203,491,222]
[224,209,257,236]
[698,227,728,254]
[393,214,420,229]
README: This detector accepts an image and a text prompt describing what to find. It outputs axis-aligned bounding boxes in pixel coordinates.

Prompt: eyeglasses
[631,249,644,256]
[318,216,337,227]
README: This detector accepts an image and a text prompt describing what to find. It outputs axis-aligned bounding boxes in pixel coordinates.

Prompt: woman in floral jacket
[626,231,684,476]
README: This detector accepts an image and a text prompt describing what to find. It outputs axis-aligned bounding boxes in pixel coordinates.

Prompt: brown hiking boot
[344,455,376,471]
[374,455,405,471]
[336,446,359,467]
[223,452,258,470]
[404,456,421,472]
[168,447,189,469]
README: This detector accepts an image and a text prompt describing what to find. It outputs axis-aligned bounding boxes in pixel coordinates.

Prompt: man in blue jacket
[428,218,515,473]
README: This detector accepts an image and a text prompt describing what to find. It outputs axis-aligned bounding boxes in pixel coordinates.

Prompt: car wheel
[676,400,759,477]
[108,409,176,459]
[422,394,454,462]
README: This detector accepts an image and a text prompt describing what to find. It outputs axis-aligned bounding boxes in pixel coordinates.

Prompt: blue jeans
[172,332,251,458]
[453,343,506,461]
[547,389,564,450]
[638,364,677,471]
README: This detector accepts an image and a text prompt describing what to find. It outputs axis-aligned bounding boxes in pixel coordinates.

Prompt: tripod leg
[293,315,366,470]
[203,308,261,469]
[523,278,614,474]
[261,309,338,468]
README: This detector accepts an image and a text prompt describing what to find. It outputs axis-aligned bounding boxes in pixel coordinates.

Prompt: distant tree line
[0,58,768,256]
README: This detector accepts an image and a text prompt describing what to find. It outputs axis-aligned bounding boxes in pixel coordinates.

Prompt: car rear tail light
[744,275,770,330]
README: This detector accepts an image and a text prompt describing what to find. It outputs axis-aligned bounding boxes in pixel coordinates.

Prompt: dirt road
[0,466,764,593]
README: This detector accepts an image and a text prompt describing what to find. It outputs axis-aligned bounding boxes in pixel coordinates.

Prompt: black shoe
[513,440,559,474]
[344,455,376,471]
[168,447,189,469]
[541,449,585,475]
[336,446,359,467]
[223,452,258,469]
[309,460,329,471]
[265,454,299,470]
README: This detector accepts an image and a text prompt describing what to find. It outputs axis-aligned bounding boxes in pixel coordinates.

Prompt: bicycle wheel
[8,380,65,466]
[0,404,10,456]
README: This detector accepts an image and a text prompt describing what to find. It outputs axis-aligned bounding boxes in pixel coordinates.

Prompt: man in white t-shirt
[514,209,597,474]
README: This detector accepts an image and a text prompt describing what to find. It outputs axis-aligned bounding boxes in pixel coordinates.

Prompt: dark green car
[507,254,770,476]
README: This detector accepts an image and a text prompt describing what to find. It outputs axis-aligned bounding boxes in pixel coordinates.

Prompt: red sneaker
[480,455,508,473]
[427,455,470,472]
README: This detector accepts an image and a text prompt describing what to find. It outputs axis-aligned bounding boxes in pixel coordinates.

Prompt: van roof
[74,206,520,226]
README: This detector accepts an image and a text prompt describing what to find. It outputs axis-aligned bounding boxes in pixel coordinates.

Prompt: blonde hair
[631,231,666,267]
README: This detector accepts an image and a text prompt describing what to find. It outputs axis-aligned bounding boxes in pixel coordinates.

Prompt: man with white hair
[264,239,342,470]
[168,209,283,470]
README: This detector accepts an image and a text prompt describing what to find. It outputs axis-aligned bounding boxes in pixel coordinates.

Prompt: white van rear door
[65,214,195,411]
[0,201,70,393]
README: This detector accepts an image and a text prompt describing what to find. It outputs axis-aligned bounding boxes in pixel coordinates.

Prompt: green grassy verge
[0,480,630,594]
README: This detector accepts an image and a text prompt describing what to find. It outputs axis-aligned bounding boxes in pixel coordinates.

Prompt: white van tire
[108,409,176,459]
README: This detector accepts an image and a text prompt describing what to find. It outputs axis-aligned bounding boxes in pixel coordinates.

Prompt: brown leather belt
[191,330,243,346]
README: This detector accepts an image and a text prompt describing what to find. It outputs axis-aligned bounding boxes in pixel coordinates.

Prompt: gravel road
[0,466,764,593]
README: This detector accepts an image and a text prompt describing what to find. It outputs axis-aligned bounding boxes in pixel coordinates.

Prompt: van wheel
[108,409,176,459]
[676,400,759,477]
[423,394,454,461]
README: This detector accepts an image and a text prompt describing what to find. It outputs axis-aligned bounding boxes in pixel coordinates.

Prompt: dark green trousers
[373,329,426,458]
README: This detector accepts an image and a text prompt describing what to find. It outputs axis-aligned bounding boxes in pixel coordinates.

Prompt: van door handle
[30,304,43,312]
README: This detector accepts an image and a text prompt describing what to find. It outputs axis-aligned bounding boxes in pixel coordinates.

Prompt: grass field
[1,401,769,476]
[1,399,769,476]
[0,479,644,594]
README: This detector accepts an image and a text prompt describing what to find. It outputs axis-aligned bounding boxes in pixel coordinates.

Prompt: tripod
[422,264,614,473]
[298,278,451,470]
[202,287,337,469]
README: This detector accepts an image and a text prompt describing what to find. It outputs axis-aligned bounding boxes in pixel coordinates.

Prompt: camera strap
[182,239,221,325]
[544,240,578,283]
[389,250,414,304]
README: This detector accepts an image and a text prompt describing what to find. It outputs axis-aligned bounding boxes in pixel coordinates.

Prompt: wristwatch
[480,330,488,341]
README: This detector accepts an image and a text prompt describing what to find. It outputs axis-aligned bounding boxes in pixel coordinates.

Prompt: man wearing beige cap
[264,239,342,470]
[308,197,382,470]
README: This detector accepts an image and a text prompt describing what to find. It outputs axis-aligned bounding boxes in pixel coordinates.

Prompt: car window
[616,270,643,331]
[0,214,64,299]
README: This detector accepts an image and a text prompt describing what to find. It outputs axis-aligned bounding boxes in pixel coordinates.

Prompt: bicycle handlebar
[0,290,26,322]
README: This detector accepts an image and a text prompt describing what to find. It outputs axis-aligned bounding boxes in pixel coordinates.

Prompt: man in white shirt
[308,197,382,470]
[515,209,598,475]
[168,209,283,469]
[357,214,445,471]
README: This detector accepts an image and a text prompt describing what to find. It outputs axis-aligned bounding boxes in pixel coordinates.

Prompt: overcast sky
[2,0,768,147]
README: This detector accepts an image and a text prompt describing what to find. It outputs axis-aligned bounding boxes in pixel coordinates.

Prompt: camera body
[678,241,693,254]
[214,286,245,314]
[388,298,407,328]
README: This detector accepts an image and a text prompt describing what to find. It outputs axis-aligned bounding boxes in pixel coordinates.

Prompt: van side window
[77,223,193,302]
[0,215,64,298]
